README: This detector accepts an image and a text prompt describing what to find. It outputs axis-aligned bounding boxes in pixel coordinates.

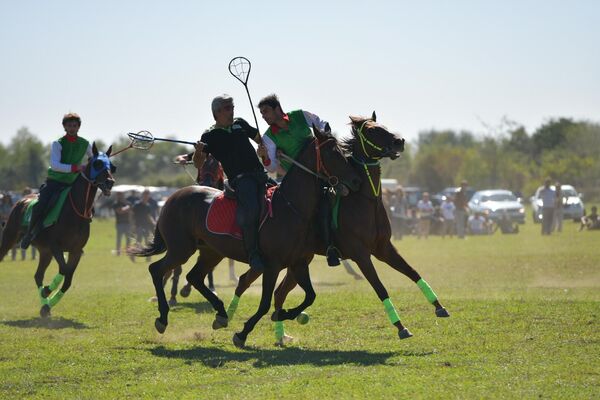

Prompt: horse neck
[69,174,98,217]
[278,155,322,220]
[351,153,382,201]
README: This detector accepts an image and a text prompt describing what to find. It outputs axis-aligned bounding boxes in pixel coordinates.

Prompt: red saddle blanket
[206,186,276,239]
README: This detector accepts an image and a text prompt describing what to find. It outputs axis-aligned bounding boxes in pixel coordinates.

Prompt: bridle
[278,137,344,189]
[68,155,114,220]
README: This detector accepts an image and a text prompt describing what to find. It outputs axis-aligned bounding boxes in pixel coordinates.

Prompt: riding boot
[241,224,265,272]
[20,204,44,249]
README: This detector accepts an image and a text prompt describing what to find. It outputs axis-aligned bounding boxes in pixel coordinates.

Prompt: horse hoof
[168,298,178,307]
[40,304,51,318]
[435,307,450,318]
[212,314,228,330]
[270,310,281,322]
[233,333,246,348]
[398,328,413,339]
[296,312,310,325]
[179,285,191,298]
[41,287,52,298]
[154,318,167,334]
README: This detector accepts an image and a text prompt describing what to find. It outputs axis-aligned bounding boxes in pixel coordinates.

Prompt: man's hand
[257,144,267,159]
[194,141,205,152]
[192,141,207,169]
[175,155,189,165]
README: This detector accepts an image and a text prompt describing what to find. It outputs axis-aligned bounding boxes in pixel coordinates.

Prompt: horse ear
[324,122,331,135]
[312,123,325,141]
[92,142,99,157]
[106,145,113,157]
[371,111,377,122]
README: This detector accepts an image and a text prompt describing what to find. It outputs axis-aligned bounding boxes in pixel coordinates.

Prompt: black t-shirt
[133,200,154,228]
[200,117,263,179]
[112,199,131,225]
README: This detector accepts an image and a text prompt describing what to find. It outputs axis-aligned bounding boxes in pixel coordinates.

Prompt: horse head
[85,142,116,196]
[312,123,362,195]
[348,112,405,160]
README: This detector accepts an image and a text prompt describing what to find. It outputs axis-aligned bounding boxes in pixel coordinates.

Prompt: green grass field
[1,214,598,399]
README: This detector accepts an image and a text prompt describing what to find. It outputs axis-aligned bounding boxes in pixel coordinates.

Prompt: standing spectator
[390,186,409,240]
[539,179,556,235]
[112,192,132,256]
[417,192,434,239]
[553,182,564,233]
[454,180,470,239]
[440,195,456,238]
[133,189,156,259]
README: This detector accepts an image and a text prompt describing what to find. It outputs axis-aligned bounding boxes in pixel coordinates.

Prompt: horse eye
[110,165,117,173]
[93,160,104,170]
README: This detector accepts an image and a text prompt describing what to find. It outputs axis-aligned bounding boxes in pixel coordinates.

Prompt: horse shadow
[171,301,215,314]
[1,316,90,330]
[149,345,404,368]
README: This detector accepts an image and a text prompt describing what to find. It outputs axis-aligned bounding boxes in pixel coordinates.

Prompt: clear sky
[1,0,598,148]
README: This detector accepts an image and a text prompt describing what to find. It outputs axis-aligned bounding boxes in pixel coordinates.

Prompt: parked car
[431,186,476,206]
[530,184,584,223]
[468,189,525,224]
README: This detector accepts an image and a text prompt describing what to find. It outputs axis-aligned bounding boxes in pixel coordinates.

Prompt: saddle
[206,185,277,239]
[22,187,71,229]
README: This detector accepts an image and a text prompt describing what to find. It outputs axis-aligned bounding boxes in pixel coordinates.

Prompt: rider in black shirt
[193,95,267,271]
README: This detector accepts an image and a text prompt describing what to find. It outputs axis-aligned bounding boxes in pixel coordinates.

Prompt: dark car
[432,186,476,206]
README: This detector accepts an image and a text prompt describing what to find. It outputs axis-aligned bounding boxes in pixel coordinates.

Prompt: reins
[278,137,340,187]
[68,173,95,220]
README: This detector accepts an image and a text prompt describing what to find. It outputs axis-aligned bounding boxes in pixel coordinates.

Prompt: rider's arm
[262,135,279,173]
[303,111,329,132]
[50,141,78,173]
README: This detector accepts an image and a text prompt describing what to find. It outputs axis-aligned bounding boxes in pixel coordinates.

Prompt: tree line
[2,117,599,200]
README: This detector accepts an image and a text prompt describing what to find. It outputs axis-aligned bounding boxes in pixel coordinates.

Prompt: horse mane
[341,116,377,154]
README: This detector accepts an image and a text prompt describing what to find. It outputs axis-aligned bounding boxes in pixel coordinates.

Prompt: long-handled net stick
[228,56,271,166]
[110,130,197,158]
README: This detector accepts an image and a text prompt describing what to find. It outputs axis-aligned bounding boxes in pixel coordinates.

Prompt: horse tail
[128,224,167,257]
[0,200,28,262]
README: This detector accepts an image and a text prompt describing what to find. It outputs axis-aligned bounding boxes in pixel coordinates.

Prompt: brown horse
[129,126,362,342]
[227,113,449,343]
[0,143,116,317]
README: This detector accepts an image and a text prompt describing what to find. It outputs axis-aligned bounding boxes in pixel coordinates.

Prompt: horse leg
[33,248,53,316]
[271,269,301,346]
[184,248,228,328]
[354,254,413,339]
[41,249,82,317]
[276,261,315,321]
[233,267,280,348]
[225,267,262,321]
[374,241,449,317]
[149,250,193,334]
[168,266,182,307]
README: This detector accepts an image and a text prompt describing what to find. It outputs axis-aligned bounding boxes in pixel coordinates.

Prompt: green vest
[47,136,90,184]
[264,110,313,171]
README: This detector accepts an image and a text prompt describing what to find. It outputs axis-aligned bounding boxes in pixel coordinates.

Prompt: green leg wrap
[274,321,285,341]
[383,298,401,325]
[226,295,240,320]
[48,290,65,308]
[38,286,48,306]
[48,273,65,292]
[417,278,438,304]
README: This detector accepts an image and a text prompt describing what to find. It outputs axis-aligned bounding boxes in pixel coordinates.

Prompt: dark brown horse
[226,113,449,343]
[130,127,362,344]
[0,143,116,317]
